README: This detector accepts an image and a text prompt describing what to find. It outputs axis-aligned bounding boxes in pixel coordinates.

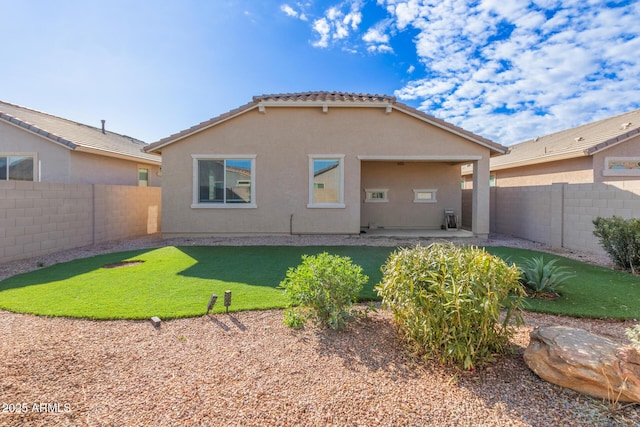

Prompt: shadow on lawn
[0,249,156,292]
[176,246,393,298]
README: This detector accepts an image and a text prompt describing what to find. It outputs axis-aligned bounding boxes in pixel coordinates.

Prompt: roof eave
[145,102,260,154]
[585,127,640,155]
[75,146,162,165]
[491,150,588,171]
[0,113,77,150]
[391,104,508,154]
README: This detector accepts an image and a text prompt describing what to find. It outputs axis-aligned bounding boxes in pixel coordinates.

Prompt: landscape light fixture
[207,294,218,314]
[224,290,232,314]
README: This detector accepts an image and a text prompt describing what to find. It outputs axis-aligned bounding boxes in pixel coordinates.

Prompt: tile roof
[253,92,396,103]
[145,91,507,155]
[491,108,640,170]
[0,101,160,164]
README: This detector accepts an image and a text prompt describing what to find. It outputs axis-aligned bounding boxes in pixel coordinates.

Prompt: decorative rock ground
[524,325,640,403]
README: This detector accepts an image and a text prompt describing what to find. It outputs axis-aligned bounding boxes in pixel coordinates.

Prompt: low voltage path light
[207,294,218,314]
[224,290,232,314]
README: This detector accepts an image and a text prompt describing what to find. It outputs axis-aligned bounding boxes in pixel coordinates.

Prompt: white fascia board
[357,155,482,162]
[75,146,162,165]
[260,100,393,111]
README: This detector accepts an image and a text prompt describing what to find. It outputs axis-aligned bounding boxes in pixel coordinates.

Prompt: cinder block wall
[0,181,161,264]
[486,181,640,255]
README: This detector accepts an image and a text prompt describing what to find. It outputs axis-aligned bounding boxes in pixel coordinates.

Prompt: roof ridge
[253,91,397,103]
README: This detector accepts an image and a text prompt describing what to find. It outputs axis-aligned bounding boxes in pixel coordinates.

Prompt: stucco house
[0,100,161,186]
[145,92,507,238]
[462,108,640,187]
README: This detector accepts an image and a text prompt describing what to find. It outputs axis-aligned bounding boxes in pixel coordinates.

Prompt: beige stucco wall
[160,106,491,236]
[361,161,461,229]
[1,120,161,186]
[70,151,161,186]
[0,181,161,264]
[492,157,593,187]
[0,120,72,183]
[592,136,640,183]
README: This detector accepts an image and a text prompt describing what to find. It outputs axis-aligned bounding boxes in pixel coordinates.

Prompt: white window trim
[0,152,38,182]
[308,154,345,208]
[364,188,389,203]
[413,188,438,203]
[603,156,640,176]
[137,165,150,187]
[191,154,257,208]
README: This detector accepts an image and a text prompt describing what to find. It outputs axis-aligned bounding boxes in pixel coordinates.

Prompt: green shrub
[375,242,524,370]
[593,216,640,274]
[279,252,368,330]
[518,256,575,296]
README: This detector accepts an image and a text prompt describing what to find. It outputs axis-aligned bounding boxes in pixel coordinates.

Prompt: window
[603,157,640,176]
[0,155,34,181]
[308,155,344,208]
[138,167,149,187]
[489,174,496,187]
[364,188,388,203]
[413,189,437,203]
[192,155,256,208]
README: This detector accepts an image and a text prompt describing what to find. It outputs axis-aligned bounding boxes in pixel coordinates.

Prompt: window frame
[138,166,149,187]
[191,154,257,209]
[364,188,389,203]
[308,154,345,208]
[0,152,37,182]
[413,188,438,203]
[603,156,640,177]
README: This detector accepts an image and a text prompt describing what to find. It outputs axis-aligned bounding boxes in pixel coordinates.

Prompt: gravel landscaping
[0,234,638,426]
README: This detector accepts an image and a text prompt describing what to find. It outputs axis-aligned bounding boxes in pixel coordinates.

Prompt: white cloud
[312,18,331,47]
[363,27,389,44]
[280,4,308,21]
[362,19,394,54]
[287,1,639,141]
[281,4,297,17]
[380,0,640,144]
[310,1,364,48]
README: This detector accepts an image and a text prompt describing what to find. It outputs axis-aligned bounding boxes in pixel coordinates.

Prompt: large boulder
[524,326,640,403]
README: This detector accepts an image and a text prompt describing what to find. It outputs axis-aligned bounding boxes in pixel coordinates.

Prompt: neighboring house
[460,108,640,254]
[462,108,640,187]
[0,101,161,186]
[145,92,507,237]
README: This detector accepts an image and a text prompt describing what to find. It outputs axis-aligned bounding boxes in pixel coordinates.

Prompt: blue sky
[1,0,639,145]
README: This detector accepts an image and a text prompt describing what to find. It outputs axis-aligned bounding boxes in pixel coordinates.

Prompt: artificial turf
[0,246,393,319]
[0,245,638,320]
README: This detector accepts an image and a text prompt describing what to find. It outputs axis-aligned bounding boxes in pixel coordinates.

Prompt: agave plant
[519,256,575,296]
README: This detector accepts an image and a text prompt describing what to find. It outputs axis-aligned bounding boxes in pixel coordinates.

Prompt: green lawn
[0,245,638,320]
[486,247,640,319]
[0,246,393,319]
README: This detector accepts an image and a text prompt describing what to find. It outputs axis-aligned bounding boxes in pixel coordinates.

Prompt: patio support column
[472,158,490,238]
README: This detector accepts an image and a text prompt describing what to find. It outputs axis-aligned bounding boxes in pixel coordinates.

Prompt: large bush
[375,243,524,370]
[593,216,640,274]
[279,252,368,330]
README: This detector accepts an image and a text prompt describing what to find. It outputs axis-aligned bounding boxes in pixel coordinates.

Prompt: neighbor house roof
[144,91,507,155]
[0,101,160,165]
[491,109,640,171]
